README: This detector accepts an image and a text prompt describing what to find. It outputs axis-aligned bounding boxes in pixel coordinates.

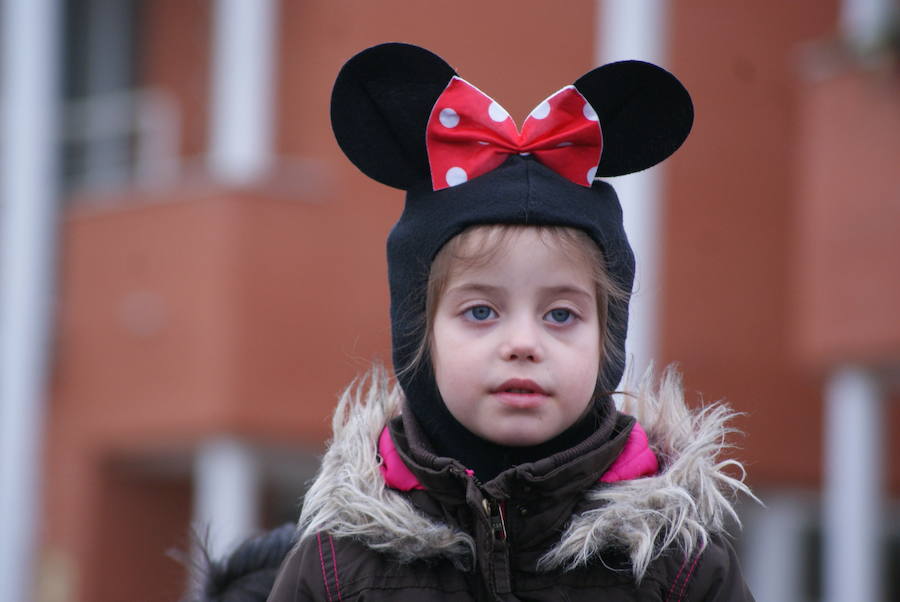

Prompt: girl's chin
[489,436,550,447]
[477,424,562,447]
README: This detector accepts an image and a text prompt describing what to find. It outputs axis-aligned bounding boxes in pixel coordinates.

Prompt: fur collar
[297,365,755,581]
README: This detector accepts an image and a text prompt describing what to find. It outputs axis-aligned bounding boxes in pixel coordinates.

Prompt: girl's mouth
[492,379,549,408]
[493,378,548,395]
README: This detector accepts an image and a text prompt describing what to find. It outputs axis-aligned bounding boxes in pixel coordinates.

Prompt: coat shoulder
[657,533,754,602]
[266,535,313,602]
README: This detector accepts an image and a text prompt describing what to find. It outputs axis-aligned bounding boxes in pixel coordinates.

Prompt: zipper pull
[482,498,507,540]
[496,501,508,541]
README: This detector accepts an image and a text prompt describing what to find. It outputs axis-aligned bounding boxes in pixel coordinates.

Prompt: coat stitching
[676,549,703,602]
[317,532,334,602]
[328,533,343,601]
[664,554,689,602]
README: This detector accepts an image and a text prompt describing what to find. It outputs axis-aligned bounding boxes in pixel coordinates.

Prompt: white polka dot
[488,102,509,122]
[556,141,573,147]
[439,108,460,128]
[530,100,551,119]
[446,167,468,186]
[586,166,598,184]
[519,152,531,156]
[477,140,489,145]
[582,102,598,121]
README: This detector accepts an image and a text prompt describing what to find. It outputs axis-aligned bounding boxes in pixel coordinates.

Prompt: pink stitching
[676,550,703,602]
[665,555,690,602]
[317,533,334,602]
[328,534,343,601]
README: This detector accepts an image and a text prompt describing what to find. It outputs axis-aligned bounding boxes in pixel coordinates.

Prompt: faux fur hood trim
[537,366,757,579]
[298,367,475,565]
[297,365,756,581]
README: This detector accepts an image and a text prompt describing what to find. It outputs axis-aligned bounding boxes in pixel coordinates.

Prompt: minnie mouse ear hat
[331,42,693,443]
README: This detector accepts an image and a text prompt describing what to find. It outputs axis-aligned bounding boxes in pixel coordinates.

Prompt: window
[60,0,178,198]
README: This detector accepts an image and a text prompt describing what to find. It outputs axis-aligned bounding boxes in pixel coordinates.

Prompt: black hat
[331,43,692,472]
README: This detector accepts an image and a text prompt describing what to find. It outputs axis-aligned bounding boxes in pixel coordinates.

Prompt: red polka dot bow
[426,76,603,190]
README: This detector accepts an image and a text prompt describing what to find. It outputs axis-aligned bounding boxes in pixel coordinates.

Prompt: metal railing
[60,88,180,196]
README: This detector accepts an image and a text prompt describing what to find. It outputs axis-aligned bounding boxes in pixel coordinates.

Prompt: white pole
[194,438,261,561]
[208,0,279,185]
[823,365,883,602]
[741,492,808,602]
[0,0,61,600]
[596,0,668,382]
[840,0,894,50]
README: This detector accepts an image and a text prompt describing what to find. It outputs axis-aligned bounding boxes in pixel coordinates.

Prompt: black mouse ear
[575,60,694,177]
[330,43,457,190]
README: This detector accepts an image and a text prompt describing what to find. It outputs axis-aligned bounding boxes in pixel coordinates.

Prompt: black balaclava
[331,43,693,480]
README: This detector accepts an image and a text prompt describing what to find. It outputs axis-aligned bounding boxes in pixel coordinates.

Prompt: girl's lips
[492,378,548,395]
[492,391,548,409]
[491,379,549,408]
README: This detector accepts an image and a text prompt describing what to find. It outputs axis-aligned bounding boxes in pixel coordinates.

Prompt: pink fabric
[379,421,658,491]
[379,427,425,491]
[599,422,659,483]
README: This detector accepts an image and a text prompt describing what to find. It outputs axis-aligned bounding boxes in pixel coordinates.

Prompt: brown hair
[402,224,629,392]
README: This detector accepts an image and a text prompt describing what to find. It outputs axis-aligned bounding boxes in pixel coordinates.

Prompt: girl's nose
[499,319,543,362]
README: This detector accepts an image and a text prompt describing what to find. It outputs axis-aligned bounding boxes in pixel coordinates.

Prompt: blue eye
[546,308,573,324]
[464,305,496,321]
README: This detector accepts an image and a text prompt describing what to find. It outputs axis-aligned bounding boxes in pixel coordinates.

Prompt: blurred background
[1,0,898,600]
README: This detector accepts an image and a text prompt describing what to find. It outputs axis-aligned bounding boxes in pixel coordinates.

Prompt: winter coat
[268,368,755,601]
[192,523,298,602]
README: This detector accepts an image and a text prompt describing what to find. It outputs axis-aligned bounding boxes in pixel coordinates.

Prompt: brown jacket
[268,368,755,601]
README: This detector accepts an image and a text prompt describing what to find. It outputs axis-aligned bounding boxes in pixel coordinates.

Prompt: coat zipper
[462,470,512,595]
[460,468,508,541]
[482,498,507,540]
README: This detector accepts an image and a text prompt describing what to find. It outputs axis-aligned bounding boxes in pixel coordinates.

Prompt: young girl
[266,43,755,601]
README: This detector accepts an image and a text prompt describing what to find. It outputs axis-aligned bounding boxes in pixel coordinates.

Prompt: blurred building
[1,1,898,601]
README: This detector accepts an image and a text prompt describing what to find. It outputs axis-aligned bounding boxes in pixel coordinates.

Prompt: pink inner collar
[379,421,658,492]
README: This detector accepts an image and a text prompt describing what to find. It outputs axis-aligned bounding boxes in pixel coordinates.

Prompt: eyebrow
[444,283,594,300]
[444,283,503,297]
[540,285,594,300]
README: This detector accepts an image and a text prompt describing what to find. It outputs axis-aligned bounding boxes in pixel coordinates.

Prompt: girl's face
[431,228,601,447]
